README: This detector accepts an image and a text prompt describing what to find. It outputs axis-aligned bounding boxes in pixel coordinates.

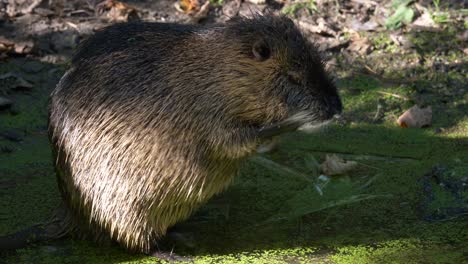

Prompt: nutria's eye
[287,71,302,85]
[252,40,270,61]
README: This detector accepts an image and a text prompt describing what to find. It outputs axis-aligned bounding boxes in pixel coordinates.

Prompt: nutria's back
[48,15,342,253]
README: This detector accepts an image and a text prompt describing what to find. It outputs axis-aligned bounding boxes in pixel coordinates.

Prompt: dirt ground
[0,0,467,263]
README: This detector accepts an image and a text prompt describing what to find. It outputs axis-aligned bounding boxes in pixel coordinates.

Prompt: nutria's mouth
[291,111,338,133]
[297,119,333,133]
[257,112,338,139]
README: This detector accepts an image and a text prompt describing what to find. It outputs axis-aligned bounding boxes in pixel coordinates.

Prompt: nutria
[1,15,342,256]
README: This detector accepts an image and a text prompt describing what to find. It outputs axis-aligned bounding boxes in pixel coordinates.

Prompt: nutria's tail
[0,204,75,251]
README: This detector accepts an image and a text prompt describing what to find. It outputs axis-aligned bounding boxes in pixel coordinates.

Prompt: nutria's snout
[258,89,343,138]
[287,94,343,134]
[299,93,343,124]
[282,73,343,124]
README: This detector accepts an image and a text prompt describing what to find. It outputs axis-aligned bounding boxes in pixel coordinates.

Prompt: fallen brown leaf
[222,0,241,17]
[245,0,266,4]
[348,37,372,55]
[0,37,15,47]
[0,43,10,53]
[191,1,210,23]
[411,11,439,30]
[177,0,202,14]
[34,7,55,17]
[397,105,432,128]
[318,38,350,52]
[298,18,337,37]
[97,0,139,22]
[321,155,358,176]
[350,19,379,32]
[14,40,34,54]
[6,0,43,16]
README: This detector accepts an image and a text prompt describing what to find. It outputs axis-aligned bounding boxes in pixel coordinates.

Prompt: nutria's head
[216,15,342,129]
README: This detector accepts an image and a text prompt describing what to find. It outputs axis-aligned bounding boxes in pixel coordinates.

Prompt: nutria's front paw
[165,231,196,249]
[150,250,193,263]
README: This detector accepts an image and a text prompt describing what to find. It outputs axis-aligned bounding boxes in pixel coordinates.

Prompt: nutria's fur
[45,15,342,253]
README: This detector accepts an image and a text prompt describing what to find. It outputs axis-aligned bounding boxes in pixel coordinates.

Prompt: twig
[23,0,44,14]
[192,1,211,23]
[65,22,79,32]
[296,150,419,162]
[373,99,384,122]
[364,64,378,74]
[377,91,410,100]
[350,0,378,6]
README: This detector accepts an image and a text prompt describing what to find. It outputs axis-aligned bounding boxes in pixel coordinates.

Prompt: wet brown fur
[47,15,342,253]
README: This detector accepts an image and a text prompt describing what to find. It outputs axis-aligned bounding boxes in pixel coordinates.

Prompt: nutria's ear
[252,40,270,61]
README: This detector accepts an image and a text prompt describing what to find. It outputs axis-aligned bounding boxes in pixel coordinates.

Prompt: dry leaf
[389,33,414,49]
[320,155,358,176]
[6,0,43,16]
[350,19,379,32]
[348,37,372,55]
[98,0,139,22]
[222,0,241,17]
[191,1,210,23]
[245,0,266,4]
[34,7,55,17]
[345,31,372,55]
[397,105,432,128]
[411,12,438,30]
[298,19,337,37]
[14,40,34,54]
[0,44,8,52]
[177,0,202,14]
[0,37,15,47]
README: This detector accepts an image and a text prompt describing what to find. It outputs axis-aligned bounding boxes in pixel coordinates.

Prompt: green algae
[331,239,466,264]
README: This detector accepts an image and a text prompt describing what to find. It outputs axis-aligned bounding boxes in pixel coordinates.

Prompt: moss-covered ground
[1,28,467,263]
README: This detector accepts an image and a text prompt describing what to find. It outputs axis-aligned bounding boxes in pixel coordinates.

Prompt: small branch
[377,91,410,100]
[23,0,44,14]
[350,0,378,6]
[296,150,419,162]
[364,64,378,74]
